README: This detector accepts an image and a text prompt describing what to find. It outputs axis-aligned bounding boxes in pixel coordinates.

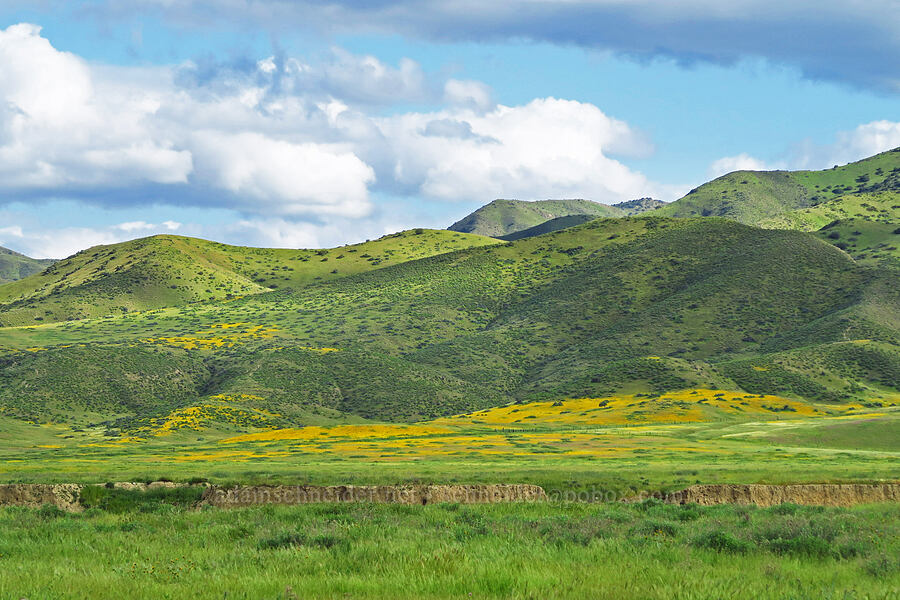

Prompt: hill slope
[0,247,55,284]
[448,199,623,237]
[657,148,900,225]
[612,197,665,215]
[0,230,499,326]
[1,217,896,431]
[497,214,598,241]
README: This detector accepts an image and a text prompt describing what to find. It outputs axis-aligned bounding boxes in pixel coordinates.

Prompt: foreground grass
[0,501,897,599]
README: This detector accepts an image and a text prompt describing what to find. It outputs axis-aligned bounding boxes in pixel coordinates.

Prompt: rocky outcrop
[200,484,547,507]
[0,484,84,512]
[649,484,900,507]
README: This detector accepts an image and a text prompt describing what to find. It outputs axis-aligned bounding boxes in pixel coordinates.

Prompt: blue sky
[0,1,897,258]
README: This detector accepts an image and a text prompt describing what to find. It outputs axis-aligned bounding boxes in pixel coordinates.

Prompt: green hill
[657,148,900,225]
[448,198,622,237]
[0,230,499,326]
[497,214,598,241]
[0,246,55,284]
[2,216,897,432]
[612,197,665,215]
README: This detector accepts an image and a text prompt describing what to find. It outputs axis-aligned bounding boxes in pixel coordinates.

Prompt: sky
[0,1,898,258]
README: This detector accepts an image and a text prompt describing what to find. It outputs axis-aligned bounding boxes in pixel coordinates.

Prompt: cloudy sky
[0,1,898,258]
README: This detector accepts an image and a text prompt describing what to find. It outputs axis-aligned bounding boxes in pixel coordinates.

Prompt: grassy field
[1,499,897,599]
[2,392,896,497]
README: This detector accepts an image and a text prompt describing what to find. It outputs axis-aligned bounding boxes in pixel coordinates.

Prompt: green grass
[0,246,54,284]
[0,229,499,326]
[0,501,896,599]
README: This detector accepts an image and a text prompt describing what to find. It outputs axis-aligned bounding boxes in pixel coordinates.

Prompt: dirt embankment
[652,484,900,507]
[0,484,84,512]
[2,482,899,511]
[200,484,548,507]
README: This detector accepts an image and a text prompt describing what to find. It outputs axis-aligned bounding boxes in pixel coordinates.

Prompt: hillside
[497,214,597,241]
[448,198,622,237]
[0,246,55,284]
[657,148,900,225]
[1,216,897,433]
[0,230,499,326]
[612,197,666,215]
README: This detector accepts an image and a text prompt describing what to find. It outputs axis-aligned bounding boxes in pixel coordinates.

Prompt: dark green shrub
[693,530,752,553]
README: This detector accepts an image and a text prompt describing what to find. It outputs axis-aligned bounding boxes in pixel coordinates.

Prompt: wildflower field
[2,390,896,498]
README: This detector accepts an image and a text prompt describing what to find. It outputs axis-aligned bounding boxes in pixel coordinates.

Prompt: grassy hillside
[612,197,665,215]
[1,216,897,432]
[497,214,597,241]
[0,246,55,284]
[657,148,900,225]
[0,230,499,326]
[448,198,622,237]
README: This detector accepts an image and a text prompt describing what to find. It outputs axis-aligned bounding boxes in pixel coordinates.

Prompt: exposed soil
[2,482,898,511]
[641,483,900,507]
[200,484,548,507]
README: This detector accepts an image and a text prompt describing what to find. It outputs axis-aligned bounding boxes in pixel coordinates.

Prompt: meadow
[2,392,897,499]
[1,499,897,599]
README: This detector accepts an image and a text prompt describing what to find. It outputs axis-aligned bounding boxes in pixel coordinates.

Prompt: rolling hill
[497,214,598,241]
[1,216,897,433]
[448,198,623,237]
[0,230,499,326]
[0,246,55,284]
[657,148,900,225]
[612,197,666,215]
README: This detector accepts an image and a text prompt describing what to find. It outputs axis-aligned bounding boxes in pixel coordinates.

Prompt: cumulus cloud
[0,23,668,224]
[707,153,775,178]
[189,131,375,217]
[378,98,659,202]
[0,24,192,190]
[709,120,900,179]
[443,79,494,113]
[791,120,900,170]
[40,0,900,93]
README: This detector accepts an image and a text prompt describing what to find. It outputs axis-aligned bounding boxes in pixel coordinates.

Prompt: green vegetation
[0,214,897,430]
[0,246,54,284]
[448,198,622,237]
[611,196,665,215]
[657,148,900,225]
[0,229,498,326]
[497,214,597,240]
[1,500,897,599]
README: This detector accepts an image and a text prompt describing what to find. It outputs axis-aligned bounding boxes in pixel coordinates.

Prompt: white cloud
[707,153,774,178]
[0,24,672,218]
[0,24,193,189]
[190,131,376,217]
[443,79,494,113]
[792,120,900,169]
[377,98,661,203]
[713,120,900,178]
[115,220,182,232]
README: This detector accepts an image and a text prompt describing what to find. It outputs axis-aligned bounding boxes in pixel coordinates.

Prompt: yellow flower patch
[143,324,277,350]
[222,423,450,444]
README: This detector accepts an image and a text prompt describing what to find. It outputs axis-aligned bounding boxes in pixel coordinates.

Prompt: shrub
[764,535,832,558]
[37,504,67,520]
[693,530,752,553]
[632,519,679,538]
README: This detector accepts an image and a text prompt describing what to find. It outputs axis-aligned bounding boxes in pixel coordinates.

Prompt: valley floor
[1,500,898,599]
[1,391,897,599]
